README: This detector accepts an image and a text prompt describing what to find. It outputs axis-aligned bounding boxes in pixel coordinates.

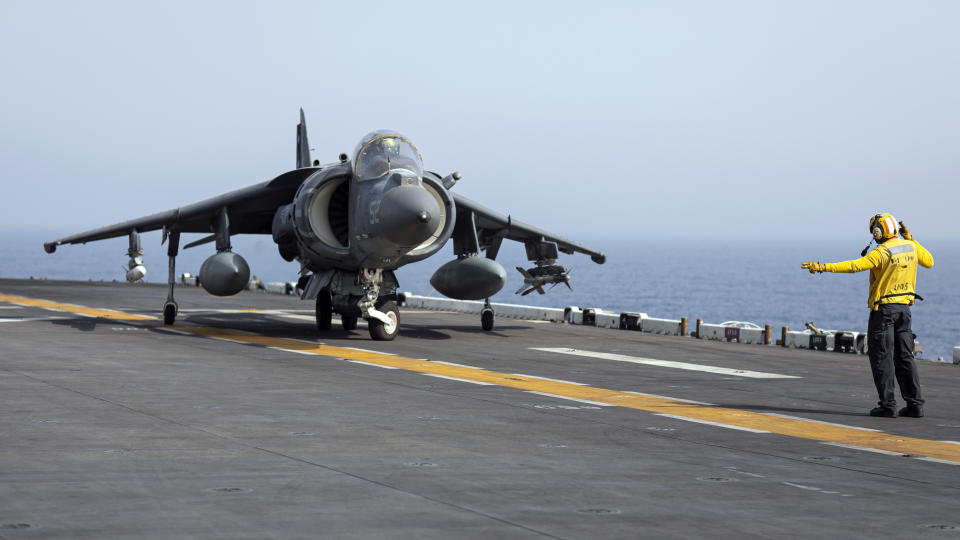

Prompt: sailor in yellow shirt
[801,213,934,418]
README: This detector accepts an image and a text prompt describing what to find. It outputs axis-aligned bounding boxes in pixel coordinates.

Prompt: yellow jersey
[823,238,934,310]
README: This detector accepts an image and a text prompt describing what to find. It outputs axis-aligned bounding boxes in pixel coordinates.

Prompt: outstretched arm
[823,249,885,273]
[801,248,885,274]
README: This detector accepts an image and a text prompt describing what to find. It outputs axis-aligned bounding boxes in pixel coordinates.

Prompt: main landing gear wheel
[368,301,399,341]
[316,291,332,331]
[341,316,358,331]
[481,308,494,331]
[163,302,178,325]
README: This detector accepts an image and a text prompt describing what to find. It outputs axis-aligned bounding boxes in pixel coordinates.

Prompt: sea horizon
[3,229,956,361]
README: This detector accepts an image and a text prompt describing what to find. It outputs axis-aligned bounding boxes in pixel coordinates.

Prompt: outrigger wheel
[481,298,494,331]
[369,300,399,341]
[163,302,178,325]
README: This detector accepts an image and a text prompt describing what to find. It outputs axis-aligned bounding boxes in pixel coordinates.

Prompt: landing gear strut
[163,231,180,325]
[481,298,494,331]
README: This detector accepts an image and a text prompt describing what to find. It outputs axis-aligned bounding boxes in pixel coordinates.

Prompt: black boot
[898,405,924,418]
[869,406,896,417]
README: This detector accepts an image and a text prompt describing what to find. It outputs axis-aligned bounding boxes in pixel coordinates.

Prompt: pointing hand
[898,221,913,241]
[801,262,825,274]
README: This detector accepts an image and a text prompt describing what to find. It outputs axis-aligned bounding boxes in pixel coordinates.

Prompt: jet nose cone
[379,185,441,248]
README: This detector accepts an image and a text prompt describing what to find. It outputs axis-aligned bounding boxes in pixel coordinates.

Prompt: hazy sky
[2,1,958,243]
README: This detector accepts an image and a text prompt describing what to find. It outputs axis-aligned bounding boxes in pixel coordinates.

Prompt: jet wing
[452,193,606,264]
[43,168,318,253]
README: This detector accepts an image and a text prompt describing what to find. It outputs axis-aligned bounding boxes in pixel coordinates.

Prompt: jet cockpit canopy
[353,131,423,182]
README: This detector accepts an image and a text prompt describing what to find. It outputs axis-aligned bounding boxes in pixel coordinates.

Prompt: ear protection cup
[870,214,883,241]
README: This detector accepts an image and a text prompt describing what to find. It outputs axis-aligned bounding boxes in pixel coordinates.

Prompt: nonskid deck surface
[1,279,958,539]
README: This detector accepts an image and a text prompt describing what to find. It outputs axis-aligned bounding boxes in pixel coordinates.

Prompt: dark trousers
[867,304,923,409]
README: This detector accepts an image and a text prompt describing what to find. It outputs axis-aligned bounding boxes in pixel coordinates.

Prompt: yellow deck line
[4,291,960,465]
[0,293,156,321]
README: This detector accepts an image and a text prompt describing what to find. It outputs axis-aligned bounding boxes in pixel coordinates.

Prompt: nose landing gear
[368,300,399,341]
[312,269,401,340]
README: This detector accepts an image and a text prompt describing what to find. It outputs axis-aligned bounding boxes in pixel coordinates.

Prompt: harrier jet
[44,110,605,340]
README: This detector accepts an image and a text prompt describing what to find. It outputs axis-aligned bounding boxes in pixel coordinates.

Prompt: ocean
[4,230,957,361]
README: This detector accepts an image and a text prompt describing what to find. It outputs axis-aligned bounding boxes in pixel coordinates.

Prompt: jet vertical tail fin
[296,108,311,169]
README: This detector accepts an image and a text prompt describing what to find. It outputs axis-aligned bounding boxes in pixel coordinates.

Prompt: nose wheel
[481,299,494,331]
[368,301,399,341]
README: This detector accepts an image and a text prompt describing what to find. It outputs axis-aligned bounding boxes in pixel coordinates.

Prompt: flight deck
[1,278,959,539]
